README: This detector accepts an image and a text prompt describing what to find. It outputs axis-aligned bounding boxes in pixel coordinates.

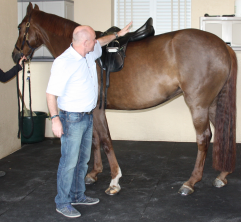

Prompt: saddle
[97,17,155,109]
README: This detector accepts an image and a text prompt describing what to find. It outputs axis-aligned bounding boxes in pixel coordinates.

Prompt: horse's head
[12,2,43,63]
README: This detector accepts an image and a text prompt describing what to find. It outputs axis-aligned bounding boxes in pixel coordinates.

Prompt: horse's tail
[213,46,237,172]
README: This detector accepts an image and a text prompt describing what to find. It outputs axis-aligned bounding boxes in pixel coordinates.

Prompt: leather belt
[60,109,93,115]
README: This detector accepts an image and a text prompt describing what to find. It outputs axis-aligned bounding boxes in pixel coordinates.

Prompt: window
[114,0,191,35]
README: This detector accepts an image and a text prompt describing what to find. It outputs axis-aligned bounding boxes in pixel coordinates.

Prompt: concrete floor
[0,139,240,222]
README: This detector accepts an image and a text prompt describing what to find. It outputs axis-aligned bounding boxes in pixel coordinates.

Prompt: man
[46,22,132,218]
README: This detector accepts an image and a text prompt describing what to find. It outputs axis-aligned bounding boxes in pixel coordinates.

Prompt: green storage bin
[21,111,48,143]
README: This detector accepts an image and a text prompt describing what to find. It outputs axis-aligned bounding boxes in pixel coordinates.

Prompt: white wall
[0,0,21,159]
[192,0,235,29]
[73,0,112,31]
[21,62,53,137]
[24,0,241,142]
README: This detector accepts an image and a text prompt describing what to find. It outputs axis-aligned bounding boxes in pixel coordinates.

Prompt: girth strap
[98,59,104,109]
[105,50,112,108]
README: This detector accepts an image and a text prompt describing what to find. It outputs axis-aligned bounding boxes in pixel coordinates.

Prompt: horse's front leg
[102,132,122,195]
[85,127,103,184]
[86,107,122,195]
[178,108,212,195]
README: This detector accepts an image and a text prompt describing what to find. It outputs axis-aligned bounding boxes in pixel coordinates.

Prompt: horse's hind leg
[179,107,212,195]
[209,103,231,188]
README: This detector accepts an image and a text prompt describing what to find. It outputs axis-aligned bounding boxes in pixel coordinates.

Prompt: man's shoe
[56,204,81,218]
[71,196,99,206]
[0,171,6,177]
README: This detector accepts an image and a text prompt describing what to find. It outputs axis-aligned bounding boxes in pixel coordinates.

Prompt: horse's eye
[18,27,21,31]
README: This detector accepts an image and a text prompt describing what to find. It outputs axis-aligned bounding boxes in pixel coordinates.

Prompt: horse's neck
[33,11,102,58]
[41,31,73,58]
[34,12,78,58]
[41,29,102,58]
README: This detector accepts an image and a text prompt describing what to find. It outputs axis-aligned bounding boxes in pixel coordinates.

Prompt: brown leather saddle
[97,17,155,109]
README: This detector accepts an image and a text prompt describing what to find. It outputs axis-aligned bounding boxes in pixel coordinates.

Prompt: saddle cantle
[97,17,155,109]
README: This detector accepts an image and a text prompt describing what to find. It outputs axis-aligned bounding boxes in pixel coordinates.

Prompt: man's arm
[97,21,133,47]
[46,93,63,138]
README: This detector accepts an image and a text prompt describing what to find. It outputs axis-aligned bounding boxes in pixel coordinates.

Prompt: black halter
[15,14,37,59]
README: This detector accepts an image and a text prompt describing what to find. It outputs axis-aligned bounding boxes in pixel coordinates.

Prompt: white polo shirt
[46,41,102,112]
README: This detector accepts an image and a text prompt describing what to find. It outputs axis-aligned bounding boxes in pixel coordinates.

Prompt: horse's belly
[106,71,181,110]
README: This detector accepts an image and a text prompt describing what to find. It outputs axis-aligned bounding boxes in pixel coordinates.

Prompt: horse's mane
[32,9,79,39]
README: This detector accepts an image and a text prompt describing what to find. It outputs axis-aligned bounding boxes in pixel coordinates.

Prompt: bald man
[46,22,132,218]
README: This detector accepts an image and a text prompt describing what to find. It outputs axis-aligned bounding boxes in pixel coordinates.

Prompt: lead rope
[16,60,21,138]
[16,60,34,139]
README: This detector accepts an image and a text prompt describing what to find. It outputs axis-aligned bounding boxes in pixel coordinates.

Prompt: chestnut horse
[12,3,237,196]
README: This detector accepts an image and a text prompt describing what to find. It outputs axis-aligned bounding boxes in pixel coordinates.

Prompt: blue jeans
[55,110,93,208]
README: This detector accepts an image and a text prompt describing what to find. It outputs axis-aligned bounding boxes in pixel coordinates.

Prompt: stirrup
[106,40,120,53]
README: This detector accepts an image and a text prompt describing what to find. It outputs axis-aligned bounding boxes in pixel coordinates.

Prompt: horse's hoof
[105,185,121,195]
[213,178,227,188]
[178,185,194,196]
[85,176,96,185]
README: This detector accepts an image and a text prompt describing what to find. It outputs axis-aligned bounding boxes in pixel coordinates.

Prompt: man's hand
[98,21,133,47]
[117,21,133,37]
[19,56,27,68]
[51,117,64,138]
[46,93,64,138]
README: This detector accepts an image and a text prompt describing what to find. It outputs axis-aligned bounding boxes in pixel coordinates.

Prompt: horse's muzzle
[12,50,22,64]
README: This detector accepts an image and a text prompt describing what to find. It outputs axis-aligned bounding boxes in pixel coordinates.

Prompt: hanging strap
[98,60,104,109]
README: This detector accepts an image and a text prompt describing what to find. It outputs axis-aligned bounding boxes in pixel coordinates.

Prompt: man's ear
[84,40,88,47]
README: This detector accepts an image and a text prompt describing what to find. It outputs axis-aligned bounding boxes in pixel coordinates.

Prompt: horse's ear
[26,2,33,15]
[34,4,39,11]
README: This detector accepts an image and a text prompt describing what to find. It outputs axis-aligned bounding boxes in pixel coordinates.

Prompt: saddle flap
[105,41,126,73]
